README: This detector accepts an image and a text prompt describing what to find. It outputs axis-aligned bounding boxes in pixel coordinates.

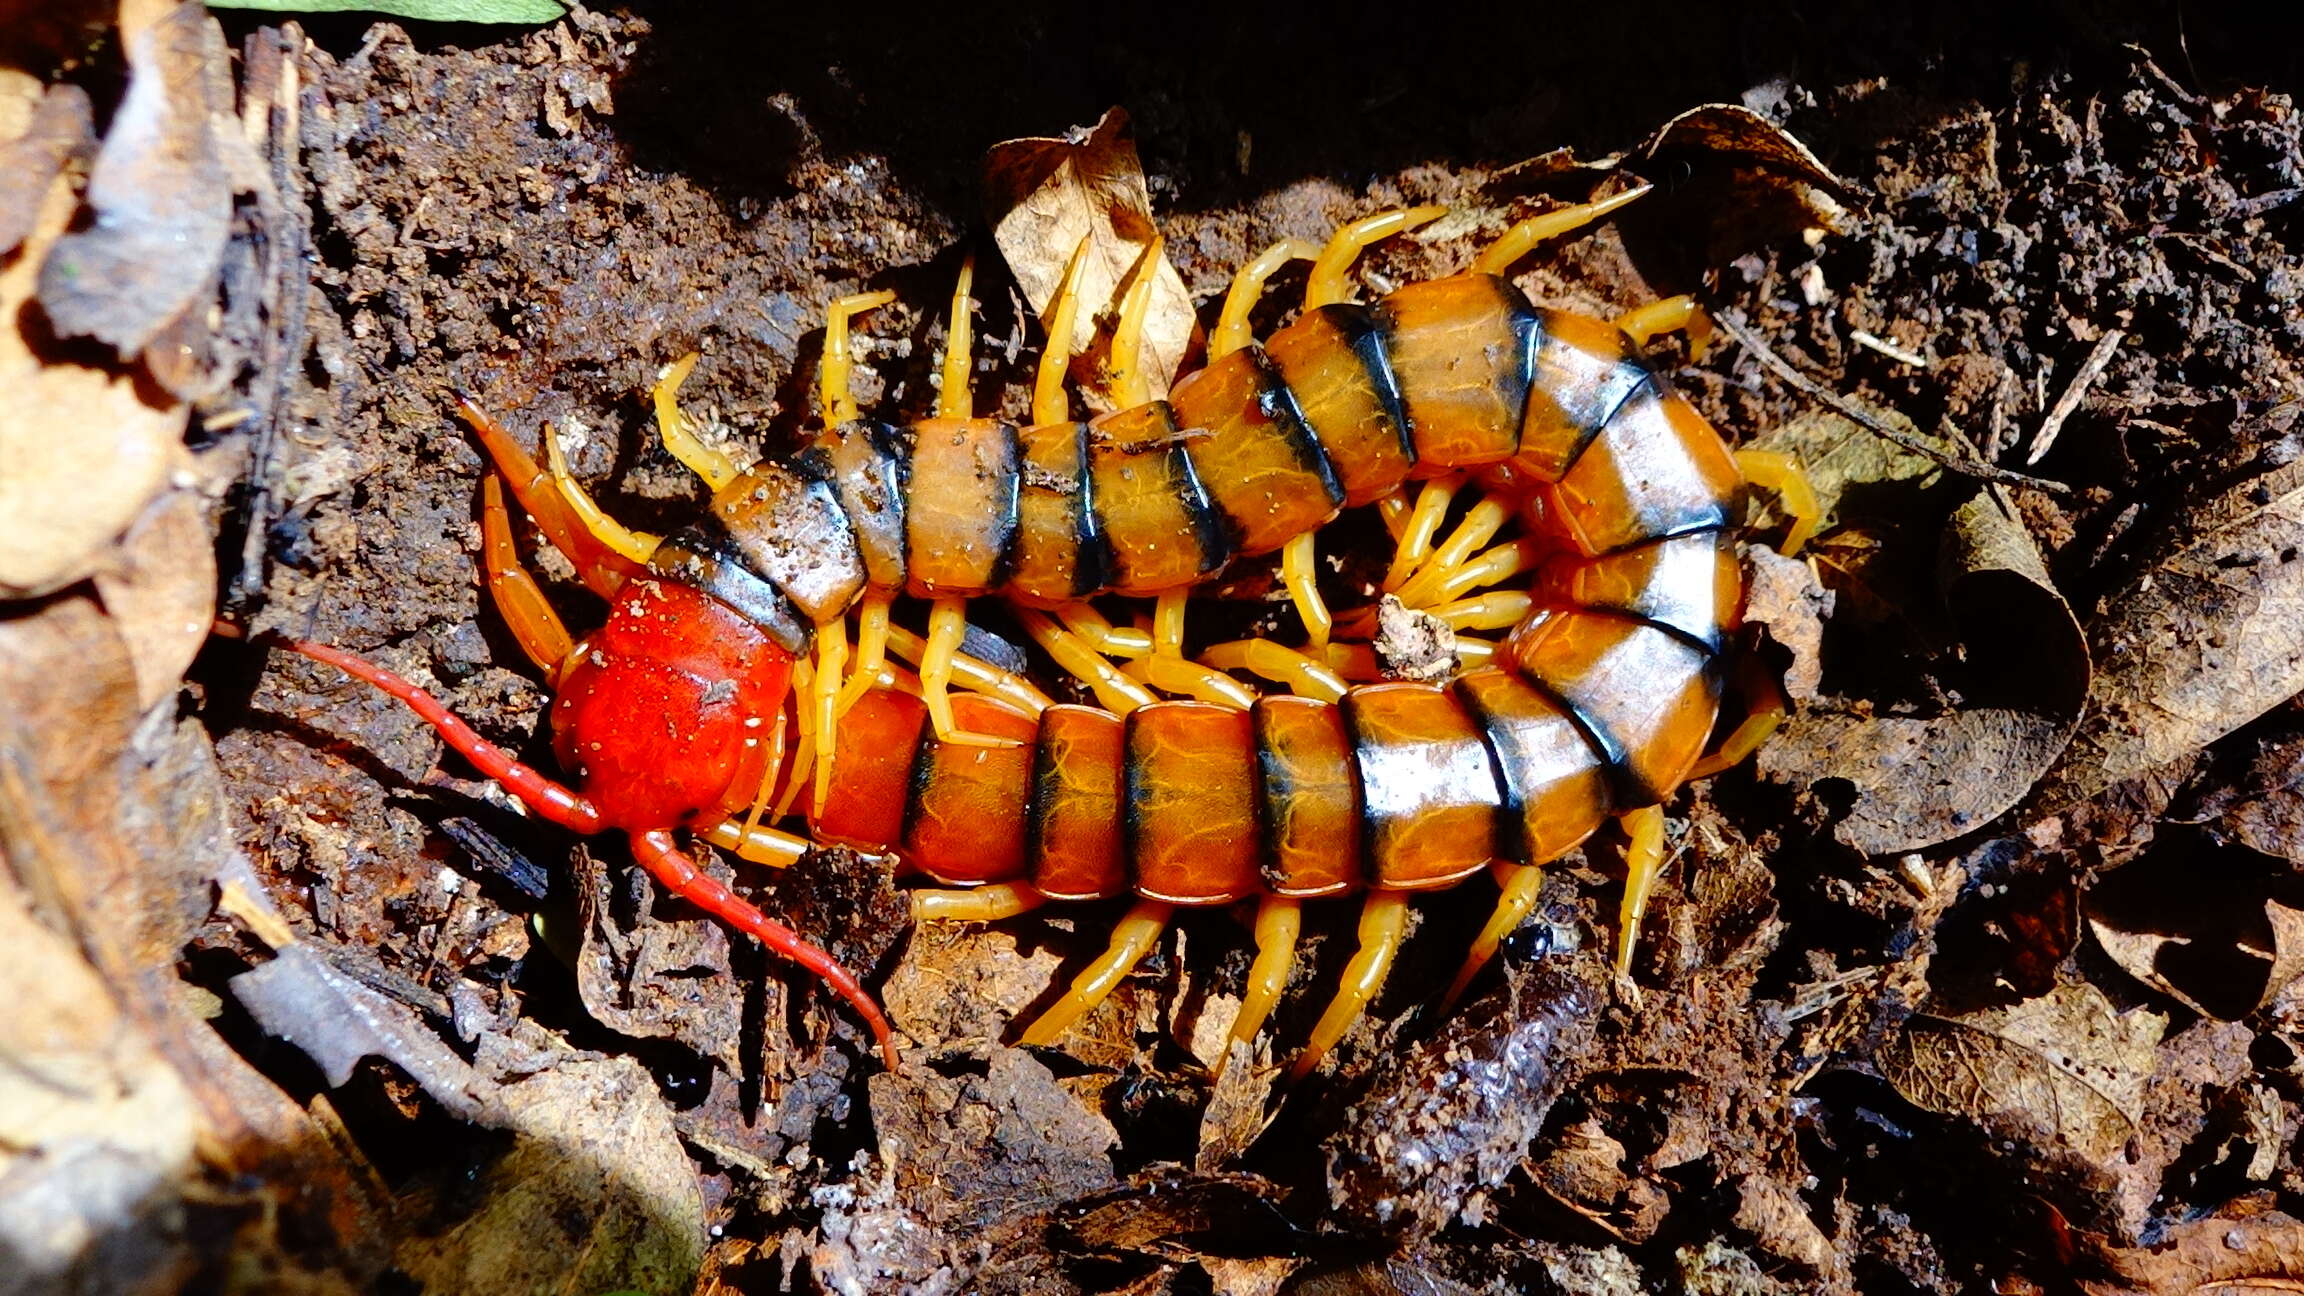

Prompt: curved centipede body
[260,189,1804,1077]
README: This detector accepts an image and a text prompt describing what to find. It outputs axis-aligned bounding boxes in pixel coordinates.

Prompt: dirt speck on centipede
[13,0,2304,1291]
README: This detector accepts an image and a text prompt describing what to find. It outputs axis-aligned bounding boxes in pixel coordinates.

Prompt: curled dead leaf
[2169,711,2304,866]
[1877,982,2164,1166]
[1760,476,2086,853]
[2091,1201,2304,1296]
[984,107,1196,411]
[1629,103,1858,269]
[2043,454,2304,807]
[2086,854,2304,1019]
[36,0,234,358]
[0,81,94,257]
[91,487,216,713]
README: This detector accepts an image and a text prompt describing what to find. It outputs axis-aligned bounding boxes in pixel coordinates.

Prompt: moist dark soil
[142,1,2304,1291]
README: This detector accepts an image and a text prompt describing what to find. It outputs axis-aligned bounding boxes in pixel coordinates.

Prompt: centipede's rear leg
[479,473,576,676]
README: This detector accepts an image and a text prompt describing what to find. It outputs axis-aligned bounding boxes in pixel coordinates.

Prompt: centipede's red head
[549,579,793,832]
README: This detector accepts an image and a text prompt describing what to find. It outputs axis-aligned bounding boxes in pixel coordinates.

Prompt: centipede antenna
[1305,205,1446,310]
[1614,805,1669,976]
[628,829,898,1070]
[1213,237,1320,358]
[823,289,897,426]
[1018,899,1175,1046]
[480,473,575,675]
[1105,236,1167,408]
[912,881,1049,923]
[1440,863,1546,1014]
[1222,896,1302,1073]
[937,253,978,420]
[652,352,742,492]
[1470,182,1650,277]
[542,423,663,566]
[1280,531,1334,650]
[1034,236,1094,427]
[1289,890,1410,1081]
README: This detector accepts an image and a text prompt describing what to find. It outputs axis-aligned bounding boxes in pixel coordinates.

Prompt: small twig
[2025,329,2124,465]
[1849,328,1929,368]
[1712,309,2073,497]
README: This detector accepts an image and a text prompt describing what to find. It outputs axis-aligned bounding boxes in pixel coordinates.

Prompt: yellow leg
[1614,294,1713,359]
[1105,237,1167,407]
[1222,896,1302,1072]
[1382,479,1458,591]
[1394,498,1509,606]
[1399,538,1540,611]
[810,625,846,820]
[917,599,1023,747]
[1306,206,1447,309]
[770,658,817,822]
[652,352,741,492]
[543,425,661,565]
[913,881,1048,923]
[1688,665,1789,780]
[823,290,897,424]
[1439,862,1544,1013]
[882,622,1051,717]
[1376,491,1413,542]
[1281,531,1333,650]
[702,816,813,869]
[480,473,575,676]
[1033,236,1094,426]
[1735,448,1821,556]
[1213,238,1320,358]
[1471,184,1651,276]
[1058,605,1151,658]
[1017,610,1157,714]
[1151,589,1188,657]
[1425,590,1535,634]
[837,592,893,714]
[1615,806,1668,976]
[1019,899,1174,1046]
[1455,637,1497,668]
[1128,654,1259,709]
[1289,890,1410,1081]
[937,253,979,419]
[1199,639,1347,702]
[1321,642,1381,682]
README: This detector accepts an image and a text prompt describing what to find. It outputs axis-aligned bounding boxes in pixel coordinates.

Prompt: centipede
[250,183,1816,1077]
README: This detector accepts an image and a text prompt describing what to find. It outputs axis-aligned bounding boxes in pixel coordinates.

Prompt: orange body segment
[904,417,1021,597]
[1168,348,1343,555]
[1549,387,1742,557]
[1087,402,1232,595]
[1452,667,1612,862]
[1262,305,1414,506]
[1252,696,1364,898]
[1343,684,1502,890]
[1508,609,1721,803]
[811,685,928,851]
[1007,421,1101,606]
[902,691,1039,885]
[1516,311,1646,481]
[1126,702,1261,905]
[1377,275,1537,472]
[1028,705,1129,901]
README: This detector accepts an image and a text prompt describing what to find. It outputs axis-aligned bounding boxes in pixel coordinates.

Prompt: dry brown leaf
[2088,895,2304,1021]
[393,1056,705,1296]
[2091,1202,2304,1295]
[1761,483,2085,853]
[91,487,216,712]
[229,942,491,1120]
[2044,454,2304,805]
[0,157,185,597]
[2170,718,2304,866]
[1637,103,1859,224]
[0,81,94,256]
[1739,544,1833,702]
[1631,103,1858,268]
[1878,982,2164,1165]
[984,107,1196,411]
[870,1044,1120,1233]
[36,0,232,358]
[573,844,748,1077]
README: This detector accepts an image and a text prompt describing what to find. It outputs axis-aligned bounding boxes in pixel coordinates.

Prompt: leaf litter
[9,3,2304,1292]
